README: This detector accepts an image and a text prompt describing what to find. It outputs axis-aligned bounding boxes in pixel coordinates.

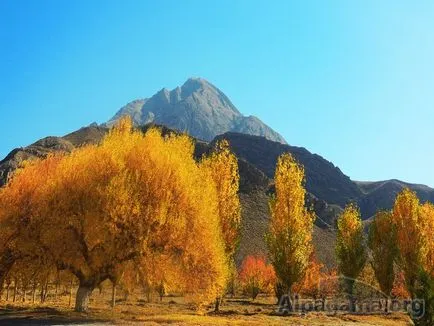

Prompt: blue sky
[1,0,433,186]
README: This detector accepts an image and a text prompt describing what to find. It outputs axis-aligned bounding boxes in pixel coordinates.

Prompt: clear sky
[1,0,433,186]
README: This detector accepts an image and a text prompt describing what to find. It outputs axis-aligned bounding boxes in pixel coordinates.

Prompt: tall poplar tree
[336,203,366,312]
[266,153,315,301]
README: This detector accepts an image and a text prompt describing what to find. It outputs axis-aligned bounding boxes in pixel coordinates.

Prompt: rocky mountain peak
[107,78,286,143]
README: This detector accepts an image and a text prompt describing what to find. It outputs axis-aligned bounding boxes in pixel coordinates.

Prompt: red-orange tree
[293,254,324,299]
[238,256,275,300]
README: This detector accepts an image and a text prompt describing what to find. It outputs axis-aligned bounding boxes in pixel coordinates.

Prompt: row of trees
[265,152,433,325]
[0,117,241,312]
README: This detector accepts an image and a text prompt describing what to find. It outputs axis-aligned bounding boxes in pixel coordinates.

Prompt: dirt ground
[0,292,413,325]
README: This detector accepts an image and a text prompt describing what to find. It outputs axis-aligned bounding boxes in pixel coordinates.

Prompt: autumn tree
[368,210,398,311]
[335,203,366,312]
[238,255,275,300]
[392,189,434,325]
[391,188,428,295]
[266,153,315,302]
[415,203,434,326]
[419,202,434,275]
[0,154,63,293]
[391,271,410,299]
[292,253,324,299]
[201,139,241,311]
[0,117,228,312]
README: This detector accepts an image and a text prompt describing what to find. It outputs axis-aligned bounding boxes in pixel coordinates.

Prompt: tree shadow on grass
[0,307,110,325]
[225,299,273,307]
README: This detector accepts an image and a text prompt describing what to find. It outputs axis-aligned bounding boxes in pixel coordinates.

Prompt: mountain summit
[107,78,287,143]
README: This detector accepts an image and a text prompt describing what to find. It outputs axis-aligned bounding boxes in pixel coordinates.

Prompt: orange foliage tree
[391,271,410,299]
[0,117,228,312]
[293,254,324,299]
[238,256,275,300]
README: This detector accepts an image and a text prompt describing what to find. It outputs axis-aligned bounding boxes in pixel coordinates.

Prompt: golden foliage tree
[391,189,434,326]
[335,203,366,311]
[0,117,228,312]
[368,210,398,303]
[391,188,431,294]
[266,153,315,300]
[419,202,434,275]
[201,140,241,259]
[201,139,241,310]
[0,154,63,291]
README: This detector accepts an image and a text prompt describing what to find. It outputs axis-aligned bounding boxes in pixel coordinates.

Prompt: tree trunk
[0,250,15,292]
[6,283,9,301]
[214,296,221,312]
[13,280,17,302]
[111,283,116,308]
[345,279,356,313]
[43,280,48,302]
[22,284,26,302]
[275,282,288,304]
[75,285,94,312]
[40,283,44,303]
[32,282,37,304]
[69,278,73,307]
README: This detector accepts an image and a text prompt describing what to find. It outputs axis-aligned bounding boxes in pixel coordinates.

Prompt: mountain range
[1,77,433,267]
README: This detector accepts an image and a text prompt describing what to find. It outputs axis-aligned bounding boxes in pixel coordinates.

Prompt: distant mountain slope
[356,179,434,218]
[213,132,362,208]
[107,77,287,144]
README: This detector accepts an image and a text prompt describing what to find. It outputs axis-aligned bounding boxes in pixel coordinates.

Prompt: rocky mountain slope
[107,78,287,144]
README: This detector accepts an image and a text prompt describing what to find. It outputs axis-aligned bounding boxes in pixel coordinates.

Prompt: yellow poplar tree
[391,188,427,295]
[419,202,434,275]
[335,203,366,311]
[368,210,398,311]
[201,139,241,311]
[392,191,434,326]
[266,153,315,301]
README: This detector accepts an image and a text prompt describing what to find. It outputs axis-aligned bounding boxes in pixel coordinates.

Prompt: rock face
[107,77,287,144]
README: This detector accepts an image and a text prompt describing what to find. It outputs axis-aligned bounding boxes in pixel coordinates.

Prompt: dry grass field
[0,288,412,325]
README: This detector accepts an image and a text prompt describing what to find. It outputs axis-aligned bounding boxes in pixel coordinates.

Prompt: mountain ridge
[106,78,287,144]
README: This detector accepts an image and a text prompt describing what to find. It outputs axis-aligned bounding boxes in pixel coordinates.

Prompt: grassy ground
[0,292,413,325]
